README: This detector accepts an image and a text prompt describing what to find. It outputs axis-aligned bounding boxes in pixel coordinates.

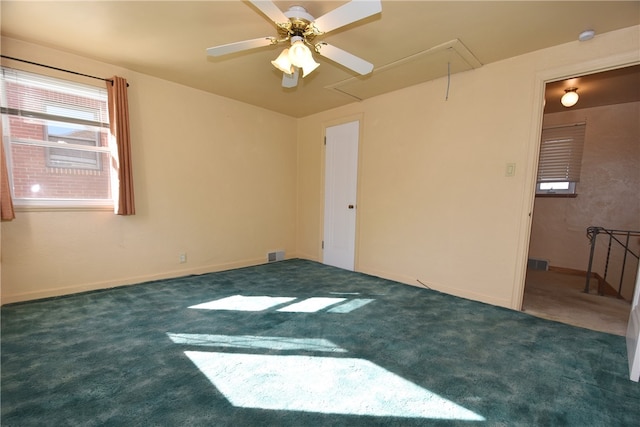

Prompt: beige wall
[1,37,298,303]
[529,101,640,299]
[297,26,639,309]
[2,26,639,308]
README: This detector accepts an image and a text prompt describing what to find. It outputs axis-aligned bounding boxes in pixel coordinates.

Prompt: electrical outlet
[179,253,187,264]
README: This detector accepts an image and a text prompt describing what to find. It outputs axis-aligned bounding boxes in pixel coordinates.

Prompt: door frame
[512,51,640,311]
[627,262,640,381]
[320,113,365,271]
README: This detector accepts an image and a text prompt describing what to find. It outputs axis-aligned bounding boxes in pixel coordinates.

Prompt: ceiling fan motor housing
[280,5,318,43]
[284,5,314,22]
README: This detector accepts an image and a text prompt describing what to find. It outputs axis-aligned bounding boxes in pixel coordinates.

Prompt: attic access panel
[326,39,482,100]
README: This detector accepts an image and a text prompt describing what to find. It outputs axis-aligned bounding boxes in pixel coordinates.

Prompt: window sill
[535,193,578,198]
[14,200,114,212]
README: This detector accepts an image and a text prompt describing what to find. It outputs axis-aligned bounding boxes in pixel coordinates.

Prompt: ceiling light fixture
[271,35,320,78]
[561,87,579,107]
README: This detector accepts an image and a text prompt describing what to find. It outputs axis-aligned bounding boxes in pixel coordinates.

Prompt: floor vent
[528,258,549,271]
[267,250,285,263]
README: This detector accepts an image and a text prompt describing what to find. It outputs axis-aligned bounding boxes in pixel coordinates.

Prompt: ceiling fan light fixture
[271,48,294,74]
[561,87,579,107]
[289,40,311,67]
[288,38,312,68]
[207,1,382,88]
[288,36,320,77]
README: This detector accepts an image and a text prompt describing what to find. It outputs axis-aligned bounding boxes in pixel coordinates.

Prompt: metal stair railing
[585,226,640,298]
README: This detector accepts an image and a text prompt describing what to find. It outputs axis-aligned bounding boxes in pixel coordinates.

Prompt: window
[0,67,111,207]
[536,122,586,196]
[45,105,102,170]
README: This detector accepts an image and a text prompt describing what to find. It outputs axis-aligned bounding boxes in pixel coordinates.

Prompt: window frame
[1,67,112,209]
[535,122,586,198]
[44,104,103,171]
[535,181,578,197]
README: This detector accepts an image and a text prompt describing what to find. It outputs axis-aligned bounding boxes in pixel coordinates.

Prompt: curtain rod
[0,54,129,87]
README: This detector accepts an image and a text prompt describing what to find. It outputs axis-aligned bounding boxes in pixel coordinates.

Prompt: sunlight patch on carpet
[167,333,347,353]
[184,351,485,420]
[277,297,346,313]
[189,295,375,314]
[189,295,296,311]
[327,298,374,313]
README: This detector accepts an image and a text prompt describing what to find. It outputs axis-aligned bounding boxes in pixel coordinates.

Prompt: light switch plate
[505,163,516,177]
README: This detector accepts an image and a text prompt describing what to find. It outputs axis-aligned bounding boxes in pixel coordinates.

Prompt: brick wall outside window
[4,79,111,200]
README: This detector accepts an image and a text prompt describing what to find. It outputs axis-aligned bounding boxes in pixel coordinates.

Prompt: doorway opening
[522,65,640,336]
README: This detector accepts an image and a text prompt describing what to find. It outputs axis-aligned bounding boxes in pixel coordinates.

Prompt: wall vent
[527,258,549,271]
[267,250,285,263]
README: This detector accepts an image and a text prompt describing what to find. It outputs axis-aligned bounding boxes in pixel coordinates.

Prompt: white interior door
[626,262,640,382]
[323,120,359,271]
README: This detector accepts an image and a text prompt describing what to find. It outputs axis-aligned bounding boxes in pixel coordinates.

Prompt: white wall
[1,37,298,303]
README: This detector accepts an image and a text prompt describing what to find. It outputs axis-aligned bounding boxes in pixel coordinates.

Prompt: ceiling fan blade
[315,43,374,75]
[282,68,299,88]
[206,37,274,57]
[312,0,382,34]
[248,0,289,24]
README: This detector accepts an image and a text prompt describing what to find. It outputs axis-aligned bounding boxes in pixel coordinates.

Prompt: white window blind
[1,67,109,127]
[537,122,586,183]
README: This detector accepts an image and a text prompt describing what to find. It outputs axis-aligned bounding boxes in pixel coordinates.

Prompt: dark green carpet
[2,259,638,426]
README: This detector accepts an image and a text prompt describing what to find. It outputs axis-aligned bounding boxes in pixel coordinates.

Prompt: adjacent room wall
[529,101,640,299]
[1,37,298,303]
[296,26,639,309]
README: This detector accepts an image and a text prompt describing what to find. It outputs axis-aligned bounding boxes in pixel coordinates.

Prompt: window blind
[537,122,586,183]
[0,66,109,130]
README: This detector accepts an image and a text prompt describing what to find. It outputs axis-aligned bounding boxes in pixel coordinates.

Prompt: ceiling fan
[206,0,382,88]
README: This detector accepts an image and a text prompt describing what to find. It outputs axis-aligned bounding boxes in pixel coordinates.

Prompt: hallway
[522,269,631,336]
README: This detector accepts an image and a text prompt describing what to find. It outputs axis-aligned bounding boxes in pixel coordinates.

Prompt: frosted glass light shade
[288,41,311,68]
[273,37,320,79]
[561,89,579,107]
[272,49,294,75]
[301,59,320,77]
[287,40,320,77]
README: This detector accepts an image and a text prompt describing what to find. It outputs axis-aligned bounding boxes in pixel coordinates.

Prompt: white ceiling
[1,1,639,118]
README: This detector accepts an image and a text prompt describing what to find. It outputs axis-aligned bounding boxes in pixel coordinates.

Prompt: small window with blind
[0,67,111,207]
[536,122,586,197]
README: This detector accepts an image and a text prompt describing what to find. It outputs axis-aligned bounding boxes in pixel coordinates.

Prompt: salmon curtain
[1,121,15,221]
[107,76,135,215]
